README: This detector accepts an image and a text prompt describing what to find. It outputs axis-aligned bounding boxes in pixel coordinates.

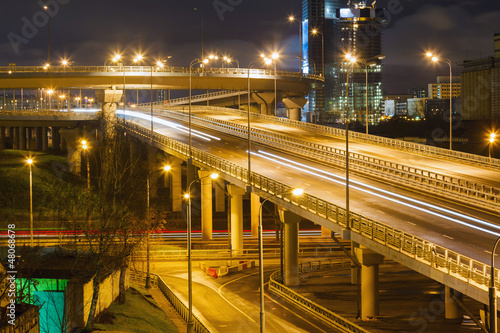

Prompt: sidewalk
[287,260,484,332]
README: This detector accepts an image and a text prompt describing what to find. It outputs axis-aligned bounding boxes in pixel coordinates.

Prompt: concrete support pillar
[52,127,60,151]
[355,246,384,320]
[279,209,301,286]
[42,127,48,151]
[250,192,260,238]
[170,157,183,212]
[228,185,246,255]
[0,127,5,150]
[351,241,359,285]
[60,129,82,174]
[198,170,214,240]
[95,89,123,138]
[61,136,67,152]
[35,127,43,151]
[321,226,331,237]
[445,286,462,319]
[12,127,19,150]
[282,98,307,122]
[215,180,226,213]
[186,162,196,193]
[27,128,33,150]
[19,126,25,150]
[252,92,275,116]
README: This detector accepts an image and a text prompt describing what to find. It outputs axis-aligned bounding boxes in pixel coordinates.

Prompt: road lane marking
[407,222,416,226]
[442,234,454,240]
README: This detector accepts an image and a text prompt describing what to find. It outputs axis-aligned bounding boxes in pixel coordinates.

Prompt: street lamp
[359,54,385,135]
[489,132,497,160]
[490,236,500,333]
[81,140,91,227]
[43,5,50,65]
[46,89,53,109]
[426,52,454,150]
[184,172,219,332]
[288,16,302,70]
[261,53,280,116]
[258,187,303,333]
[27,158,34,246]
[311,29,325,78]
[344,53,357,230]
[189,57,211,160]
[146,164,171,288]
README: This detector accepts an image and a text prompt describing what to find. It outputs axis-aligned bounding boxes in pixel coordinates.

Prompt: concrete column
[351,241,359,285]
[279,209,301,286]
[198,170,214,240]
[321,226,331,237]
[445,286,462,319]
[95,89,123,138]
[170,157,183,212]
[252,92,275,115]
[355,246,384,320]
[228,185,246,255]
[186,162,196,193]
[250,192,260,238]
[42,127,48,151]
[59,129,83,174]
[61,136,67,152]
[215,180,226,213]
[19,126,25,150]
[282,98,307,122]
[52,127,60,151]
[35,127,43,151]
[0,127,5,150]
[12,127,19,149]
[27,128,33,150]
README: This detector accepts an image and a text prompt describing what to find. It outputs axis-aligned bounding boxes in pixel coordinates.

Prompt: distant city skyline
[1,0,499,93]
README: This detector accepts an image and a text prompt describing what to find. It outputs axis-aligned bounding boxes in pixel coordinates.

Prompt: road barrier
[269,269,369,333]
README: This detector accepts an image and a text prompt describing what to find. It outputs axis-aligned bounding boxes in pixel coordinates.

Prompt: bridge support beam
[279,209,301,286]
[321,226,330,237]
[170,157,183,212]
[228,185,246,255]
[355,246,384,320]
[0,127,5,150]
[35,127,43,151]
[250,192,260,238]
[52,127,60,151]
[96,88,123,137]
[12,127,19,150]
[199,170,214,241]
[445,286,462,319]
[252,92,275,116]
[215,179,226,213]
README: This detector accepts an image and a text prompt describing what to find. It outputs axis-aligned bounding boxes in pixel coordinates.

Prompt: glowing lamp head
[264,58,272,65]
[164,165,171,172]
[345,53,352,60]
[490,133,497,143]
[210,173,219,180]
[81,140,87,145]
[349,57,357,63]
[431,56,439,62]
[209,54,215,59]
[272,53,279,60]
[312,29,318,34]
[27,158,33,165]
[291,188,304,196]
[82,143,88,150]
[426,52,433,58]
[43,5,48,9]
[289,16,295,21]
[47,89,54,95]
[184,193,190,199]
[61,60,68,65]
[157,61,164,68]
[203,59,209,64]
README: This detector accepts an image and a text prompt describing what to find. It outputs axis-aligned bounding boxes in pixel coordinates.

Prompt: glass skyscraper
[302,0,384,124]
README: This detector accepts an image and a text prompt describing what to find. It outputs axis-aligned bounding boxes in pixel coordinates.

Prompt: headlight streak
[116,110,221,141]
[252,150,500,237]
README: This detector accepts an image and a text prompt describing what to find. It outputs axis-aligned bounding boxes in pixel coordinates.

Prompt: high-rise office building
[302,0,384,124]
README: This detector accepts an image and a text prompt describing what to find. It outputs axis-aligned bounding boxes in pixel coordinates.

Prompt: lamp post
[426,52,453,150]
[490,236,500,333]
[81,140,91,227]
[189,58,210,159]
[344,54,357,229]
[489,133,496,160]
[46,89,53,110]
[43,5,50,65]
[289,16,302,70]
[260,53,280,116]
[311,29,325,78]
[146,165,171,288]
[27,158,34,246]
[359,55,385,135]
[184,172,219,332]
[258,187,303,333]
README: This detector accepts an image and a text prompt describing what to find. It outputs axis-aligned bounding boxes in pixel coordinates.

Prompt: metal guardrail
[149,90,245,107]
[269,270,369,333]
[170,105,499,169]
[119,117,500,298]
[140,107,500,213]
[0,65,323,81]
[152,273,211,333]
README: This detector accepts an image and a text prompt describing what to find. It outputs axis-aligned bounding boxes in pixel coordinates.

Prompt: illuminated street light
[185,172,219,332]
[258,187,303,333]
[43,5,50,64]
[261,53,280,116]
[357,54,385,135]
[426,52,454,151]
[81,139,91,226]
[288,15,302,69]
[489,132,497,159]
[311,29,325,78]
[145,164,172,288]
[27,158,34,246]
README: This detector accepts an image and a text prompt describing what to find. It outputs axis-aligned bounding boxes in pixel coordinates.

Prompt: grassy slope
[93,285,178,333]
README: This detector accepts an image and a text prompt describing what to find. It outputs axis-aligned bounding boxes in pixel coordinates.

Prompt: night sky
[1,0,499,93]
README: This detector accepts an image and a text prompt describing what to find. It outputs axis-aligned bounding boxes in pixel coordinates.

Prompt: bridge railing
[119,117,500,298]
[0,65,323,81]
[138,106,500,213]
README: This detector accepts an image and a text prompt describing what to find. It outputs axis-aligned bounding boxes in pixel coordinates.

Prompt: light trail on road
[253,150,500,237]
